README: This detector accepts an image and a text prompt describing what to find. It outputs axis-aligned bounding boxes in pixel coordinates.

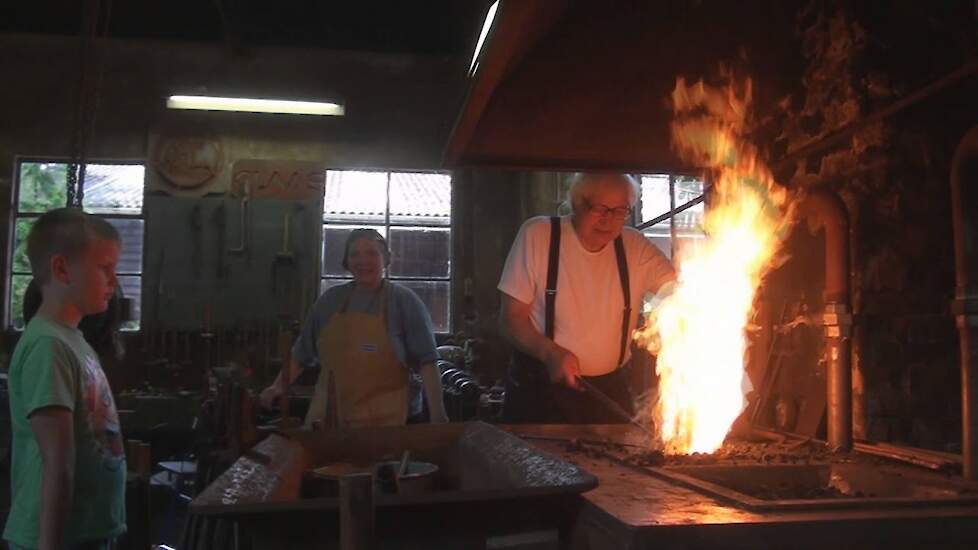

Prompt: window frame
[321,168,453,334]
[635,173,708,259]
[7,156,147,331]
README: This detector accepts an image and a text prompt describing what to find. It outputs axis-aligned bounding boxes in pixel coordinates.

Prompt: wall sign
[149,129,225,191]
[230,159,326,200]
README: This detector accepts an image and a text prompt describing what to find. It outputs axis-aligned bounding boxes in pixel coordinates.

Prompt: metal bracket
[821,302,853,338]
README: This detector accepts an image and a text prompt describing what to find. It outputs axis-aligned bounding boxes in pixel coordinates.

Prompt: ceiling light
[469,0,500,76]
[166,95,345,116]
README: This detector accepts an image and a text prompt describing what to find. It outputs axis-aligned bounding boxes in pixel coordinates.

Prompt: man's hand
[543,345,583,391]
[499,293,585,391]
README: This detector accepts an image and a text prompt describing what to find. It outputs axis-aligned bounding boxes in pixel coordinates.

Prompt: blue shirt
[292,281,439,417]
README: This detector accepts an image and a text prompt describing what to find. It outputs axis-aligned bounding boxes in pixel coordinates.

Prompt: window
[322,170,452,332]
[9,161,145,330]
[638,174,707,262]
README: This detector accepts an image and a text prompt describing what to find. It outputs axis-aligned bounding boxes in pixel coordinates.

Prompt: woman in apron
[260,229,447,428]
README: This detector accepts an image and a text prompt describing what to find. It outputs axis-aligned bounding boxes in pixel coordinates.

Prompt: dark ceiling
[1,0,494,55]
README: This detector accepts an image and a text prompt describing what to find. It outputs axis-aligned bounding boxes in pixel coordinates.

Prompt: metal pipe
[773,60,978,175]
[951,125,978,480]
[799,189,852,450]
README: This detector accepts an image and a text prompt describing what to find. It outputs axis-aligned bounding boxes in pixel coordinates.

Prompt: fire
[634,75,794,454]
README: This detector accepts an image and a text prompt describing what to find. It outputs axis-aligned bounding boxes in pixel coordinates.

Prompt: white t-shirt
[498,216,676,376]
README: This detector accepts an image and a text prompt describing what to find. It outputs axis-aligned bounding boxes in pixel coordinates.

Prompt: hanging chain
[67,162,78,207]
[68,0,110,208]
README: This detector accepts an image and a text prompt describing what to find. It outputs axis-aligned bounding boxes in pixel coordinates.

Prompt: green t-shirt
[3,316,127,547]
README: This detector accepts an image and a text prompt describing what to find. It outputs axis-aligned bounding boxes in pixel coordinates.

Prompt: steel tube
[951,126,978,479]
[800,190,853,450]
[826,323,852,450]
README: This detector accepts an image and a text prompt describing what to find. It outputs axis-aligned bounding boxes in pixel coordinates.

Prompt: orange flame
[635,76,794,454]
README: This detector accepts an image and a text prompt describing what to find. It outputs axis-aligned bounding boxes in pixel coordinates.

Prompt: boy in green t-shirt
[4,208,127,550]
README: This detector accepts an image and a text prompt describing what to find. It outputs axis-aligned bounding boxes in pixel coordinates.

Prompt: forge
[563,431,978,512]
[504,424,978,547]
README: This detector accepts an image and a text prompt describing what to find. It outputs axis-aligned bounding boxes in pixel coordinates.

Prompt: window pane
[642,229,672,260]
[82,164,145,215]
[640,175,672,223]
[104,219,144,274]
[118,276,142,331]
[18,162,68,213]
[12,217,36,273]
[324,171,387,223]
[320,278,351,295]
[13,218,142,274]
[399,280,450,333]
[673,176,705,233]
[321,225,386,276]
[9,274,33,330]
[388,226,450,278]
[389,172,451,225]
[673,177,706,260]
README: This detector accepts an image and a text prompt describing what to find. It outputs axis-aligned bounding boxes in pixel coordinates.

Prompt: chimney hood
[445,0,802,172]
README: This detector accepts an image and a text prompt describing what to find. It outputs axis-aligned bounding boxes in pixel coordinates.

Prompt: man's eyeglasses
[585,200,632,219]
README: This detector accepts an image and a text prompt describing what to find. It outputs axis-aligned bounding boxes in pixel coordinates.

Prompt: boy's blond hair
[26,207,120,285]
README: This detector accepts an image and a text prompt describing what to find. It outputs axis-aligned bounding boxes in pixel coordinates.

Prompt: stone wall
[758,2,978,449]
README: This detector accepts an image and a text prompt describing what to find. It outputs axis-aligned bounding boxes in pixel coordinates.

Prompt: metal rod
[578,378,653,437]
[636,193,706,231]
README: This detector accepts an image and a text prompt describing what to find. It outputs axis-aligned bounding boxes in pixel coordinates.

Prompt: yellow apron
[304,283,408,429]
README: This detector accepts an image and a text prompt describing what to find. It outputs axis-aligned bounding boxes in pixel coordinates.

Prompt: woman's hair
[22,277,127,358]
[565,173,640,215]
[341,228,391,270]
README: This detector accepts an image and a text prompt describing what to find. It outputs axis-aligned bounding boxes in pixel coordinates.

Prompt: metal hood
[445,0,802,172]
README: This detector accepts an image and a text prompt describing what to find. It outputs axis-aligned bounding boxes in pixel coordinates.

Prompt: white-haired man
[498,173,677,423]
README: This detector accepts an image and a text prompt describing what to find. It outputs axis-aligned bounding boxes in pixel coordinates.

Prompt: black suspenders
[545,217,562,340]
[544,217,632,368]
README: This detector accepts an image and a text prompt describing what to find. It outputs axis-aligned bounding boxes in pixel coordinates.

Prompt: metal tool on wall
[229,182,250,259]
[189,203,203,280]
[212,201,227,280]
[272,204,303,319]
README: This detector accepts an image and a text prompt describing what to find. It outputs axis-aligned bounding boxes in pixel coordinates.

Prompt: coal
[564,437,842,468]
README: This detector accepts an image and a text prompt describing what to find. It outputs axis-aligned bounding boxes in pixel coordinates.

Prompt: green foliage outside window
[9,162,141,330]
[9,163,70,329]
[18,163,68,213]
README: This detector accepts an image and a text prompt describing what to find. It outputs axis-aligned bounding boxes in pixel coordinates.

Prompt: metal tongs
[578,378,655,438]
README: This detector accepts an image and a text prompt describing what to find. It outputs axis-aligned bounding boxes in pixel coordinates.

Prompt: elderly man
[498,173,677,424]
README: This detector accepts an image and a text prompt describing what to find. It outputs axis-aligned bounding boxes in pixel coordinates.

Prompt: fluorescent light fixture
[469,0,500,76]
[166,95,344,116]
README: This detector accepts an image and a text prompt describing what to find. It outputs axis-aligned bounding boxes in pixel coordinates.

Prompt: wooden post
[339,473,374,550]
